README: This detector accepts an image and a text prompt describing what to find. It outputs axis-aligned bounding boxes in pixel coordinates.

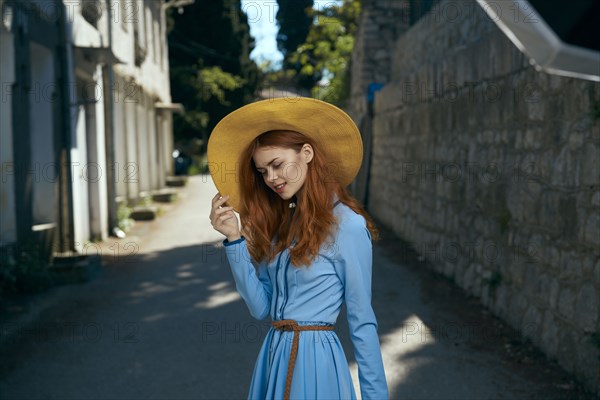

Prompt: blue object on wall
[367,83,384,103]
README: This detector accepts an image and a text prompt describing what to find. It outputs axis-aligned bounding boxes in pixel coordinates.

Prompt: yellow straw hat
[207,97,363,212]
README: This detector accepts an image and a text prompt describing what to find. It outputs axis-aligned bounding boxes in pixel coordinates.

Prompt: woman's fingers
[210,194,231,218]
[210,207,233,219]
[214,206,233,216]
[210,193,236,236]
[219,196,230,208]
[211,193,221,207]
[218,213,233,221]
[216,213,234,224]
[212,194,229,208]
[210,212,231,226]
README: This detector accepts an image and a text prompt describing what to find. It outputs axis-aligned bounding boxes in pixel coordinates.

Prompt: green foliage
[170,66,210,136]
[0,241,54,297]
[198,66,246,104]
[137,195,153,208]
[117,202,135,233]
[283,0,361,106]
[168,0,260,147]
[171,65,246,141]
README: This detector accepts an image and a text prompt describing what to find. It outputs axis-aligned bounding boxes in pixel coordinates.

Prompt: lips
[274,182,286,192]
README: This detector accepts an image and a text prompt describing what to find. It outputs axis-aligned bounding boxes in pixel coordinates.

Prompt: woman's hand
[210,193,241,241]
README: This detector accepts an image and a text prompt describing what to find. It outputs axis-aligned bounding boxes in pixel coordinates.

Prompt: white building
[0,0,184,261]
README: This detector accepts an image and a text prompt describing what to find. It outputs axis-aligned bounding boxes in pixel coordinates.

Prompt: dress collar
[332,192,341,209]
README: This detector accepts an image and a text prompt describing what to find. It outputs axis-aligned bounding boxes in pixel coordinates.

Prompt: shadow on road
[0,175,595,399]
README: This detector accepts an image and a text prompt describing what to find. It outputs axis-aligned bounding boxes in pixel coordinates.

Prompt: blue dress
[222,198,389,399]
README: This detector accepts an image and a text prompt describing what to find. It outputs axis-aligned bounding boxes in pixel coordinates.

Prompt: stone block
[559,250,583,284]
[556,328,577,372]
[508,289,528,328]
[374,49,388,60]
[582,257,595,276]
[539,190,563,235]
[540,310,559,357]
[557,285,576,320]
[591,191,600,207]
[575,284,598,332]
[549,277,560,309]
[552,145,580,187]
[582,211,600,247]
[533,272,551,306]
[526,95,545,121]
[558,195,578,239]
[493,284,509,316]
[522,304,542,342]
[152,188,178,203]
[130,206,157,221]
[533,150,552,182]
[567,130,585,151]
[581,144,600,186]
[166,176,187,187]
[542,245,560,273]
[523,127,543,149]
[575,341,600,397]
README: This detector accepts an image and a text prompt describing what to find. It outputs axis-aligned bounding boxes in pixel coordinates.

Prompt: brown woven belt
[271,319,335,400]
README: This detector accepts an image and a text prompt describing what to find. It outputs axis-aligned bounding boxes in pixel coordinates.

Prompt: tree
[286,0,361,105]
[168,0,260,147]
[276,0,314,64]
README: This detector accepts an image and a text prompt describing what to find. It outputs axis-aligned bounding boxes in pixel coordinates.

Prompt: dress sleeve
[223,236,272,321]
[333,216,389,399]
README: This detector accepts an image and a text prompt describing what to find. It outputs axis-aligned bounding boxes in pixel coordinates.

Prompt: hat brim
[207,97,363,212]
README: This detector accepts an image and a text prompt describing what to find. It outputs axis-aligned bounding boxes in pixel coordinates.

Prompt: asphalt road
[0,174,594,399]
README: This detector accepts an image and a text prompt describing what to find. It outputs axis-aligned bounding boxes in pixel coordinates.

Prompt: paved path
[0,174,594,399]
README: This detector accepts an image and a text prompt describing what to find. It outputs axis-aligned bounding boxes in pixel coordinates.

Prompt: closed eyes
[258,163,282,174]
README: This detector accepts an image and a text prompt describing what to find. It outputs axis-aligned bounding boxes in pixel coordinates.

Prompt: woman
[207,97,388,399]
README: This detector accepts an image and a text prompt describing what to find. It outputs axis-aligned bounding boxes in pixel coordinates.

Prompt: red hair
[237,130,380,268]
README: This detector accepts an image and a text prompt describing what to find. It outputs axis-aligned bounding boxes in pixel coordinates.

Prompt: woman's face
[253,144,313,200]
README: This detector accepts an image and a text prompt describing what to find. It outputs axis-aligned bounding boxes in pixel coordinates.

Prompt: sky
[241,0,342,70]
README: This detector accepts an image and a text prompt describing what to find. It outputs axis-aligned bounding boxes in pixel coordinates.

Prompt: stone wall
[361,0,600,394]
[348,0,409,121]
[347,0,410,205]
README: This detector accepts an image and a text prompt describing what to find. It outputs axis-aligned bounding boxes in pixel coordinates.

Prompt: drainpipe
[363,82,384,210]
[57,0,75,252]
[104,0,118,237]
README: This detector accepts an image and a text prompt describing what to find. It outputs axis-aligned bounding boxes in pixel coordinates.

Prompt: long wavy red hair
[237,130,380,268]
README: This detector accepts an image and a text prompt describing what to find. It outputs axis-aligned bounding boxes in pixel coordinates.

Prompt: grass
[117,202,135,233]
